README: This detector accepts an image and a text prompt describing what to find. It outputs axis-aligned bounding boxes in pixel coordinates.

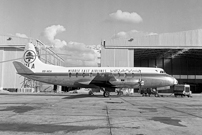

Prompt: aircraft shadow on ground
[0,93,70,97]
[62,93,142,99]
[62,94,106,99]
[0,92,143,99]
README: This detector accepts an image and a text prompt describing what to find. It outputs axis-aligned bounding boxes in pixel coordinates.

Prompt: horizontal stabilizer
[13,61,34,74]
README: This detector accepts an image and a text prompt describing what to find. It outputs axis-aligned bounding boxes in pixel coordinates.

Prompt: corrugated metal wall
[106,29,202,48]
[0,48,4,88]
[101,46,134,67]
[5,48,24,88]
[0,47,24,88]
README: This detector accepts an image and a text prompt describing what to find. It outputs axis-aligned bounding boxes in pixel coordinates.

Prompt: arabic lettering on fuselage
[109,69,140,73]
[67,69,140,73]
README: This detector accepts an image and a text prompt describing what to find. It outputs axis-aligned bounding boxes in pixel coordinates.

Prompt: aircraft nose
[173,77,178,85]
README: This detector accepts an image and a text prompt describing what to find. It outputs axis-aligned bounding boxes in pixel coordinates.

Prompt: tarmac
[0,92,202,135]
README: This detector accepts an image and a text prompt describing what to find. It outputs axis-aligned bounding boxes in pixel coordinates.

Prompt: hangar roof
[0,35,38,47]
[104,29,202,49]
[103,29,202,60]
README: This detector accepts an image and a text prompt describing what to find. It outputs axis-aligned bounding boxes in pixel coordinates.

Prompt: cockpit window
[160,70,165,73]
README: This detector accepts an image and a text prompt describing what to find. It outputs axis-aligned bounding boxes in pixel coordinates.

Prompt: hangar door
[134,49,202,93]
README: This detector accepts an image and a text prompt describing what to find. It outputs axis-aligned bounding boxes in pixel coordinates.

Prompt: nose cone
[173,77,178,85]
[166,76,178,86]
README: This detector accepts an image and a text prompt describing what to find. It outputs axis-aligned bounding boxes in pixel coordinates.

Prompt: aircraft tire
[89,91,93,95]
[119,91,123,96]
[103,91,110,97]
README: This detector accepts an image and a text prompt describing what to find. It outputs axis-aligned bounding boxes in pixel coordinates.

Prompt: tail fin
[13,42,64,74]
[21,42,47,72]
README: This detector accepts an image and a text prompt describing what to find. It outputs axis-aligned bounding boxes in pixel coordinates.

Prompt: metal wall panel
[198,30,202,45]
[2,48,17,88]
[101,46,134,67]
[101,46,115,67]
[128,49,134,67]
[106,29,202,48]
[114,49,128,67]
[15,49,24,88]
[0,48,3,88]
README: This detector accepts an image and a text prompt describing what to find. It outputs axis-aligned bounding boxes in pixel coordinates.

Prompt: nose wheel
[88,90,94,95]
[103,91,110,97]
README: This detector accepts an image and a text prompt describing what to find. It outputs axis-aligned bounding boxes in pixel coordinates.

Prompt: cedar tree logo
[24,50,36,63]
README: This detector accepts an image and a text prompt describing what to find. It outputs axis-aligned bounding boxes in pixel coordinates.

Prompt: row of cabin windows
[68,73,141,78]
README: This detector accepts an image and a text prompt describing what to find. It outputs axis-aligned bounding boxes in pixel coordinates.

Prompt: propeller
[138,70,144,93]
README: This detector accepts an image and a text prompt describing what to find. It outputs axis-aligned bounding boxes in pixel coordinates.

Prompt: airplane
[13,42,178,97]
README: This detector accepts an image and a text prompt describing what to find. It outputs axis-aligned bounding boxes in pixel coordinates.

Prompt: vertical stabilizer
[23,42,46,72]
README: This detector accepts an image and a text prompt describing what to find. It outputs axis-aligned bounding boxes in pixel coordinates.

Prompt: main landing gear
[101,87,115,97]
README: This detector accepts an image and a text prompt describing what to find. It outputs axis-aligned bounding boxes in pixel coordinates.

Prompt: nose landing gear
[103,91,110,97]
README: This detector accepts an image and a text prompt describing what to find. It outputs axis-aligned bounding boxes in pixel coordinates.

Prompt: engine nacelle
[109,78,141,88]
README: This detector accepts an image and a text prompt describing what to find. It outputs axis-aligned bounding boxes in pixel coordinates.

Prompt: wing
[73,73,115,88]
[89,73,117,87]
[89,73,141,88]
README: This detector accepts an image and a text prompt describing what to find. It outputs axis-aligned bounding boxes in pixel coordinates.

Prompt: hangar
[101,29,202,93]
[0,35,64,92]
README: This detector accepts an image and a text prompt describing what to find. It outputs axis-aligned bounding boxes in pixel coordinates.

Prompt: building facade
[101,29,202,93]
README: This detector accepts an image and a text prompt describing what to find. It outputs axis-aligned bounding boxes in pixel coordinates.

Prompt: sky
[1,0,202,66]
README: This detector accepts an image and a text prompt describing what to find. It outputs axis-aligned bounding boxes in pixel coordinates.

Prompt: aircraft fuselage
[22,71,176,89]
